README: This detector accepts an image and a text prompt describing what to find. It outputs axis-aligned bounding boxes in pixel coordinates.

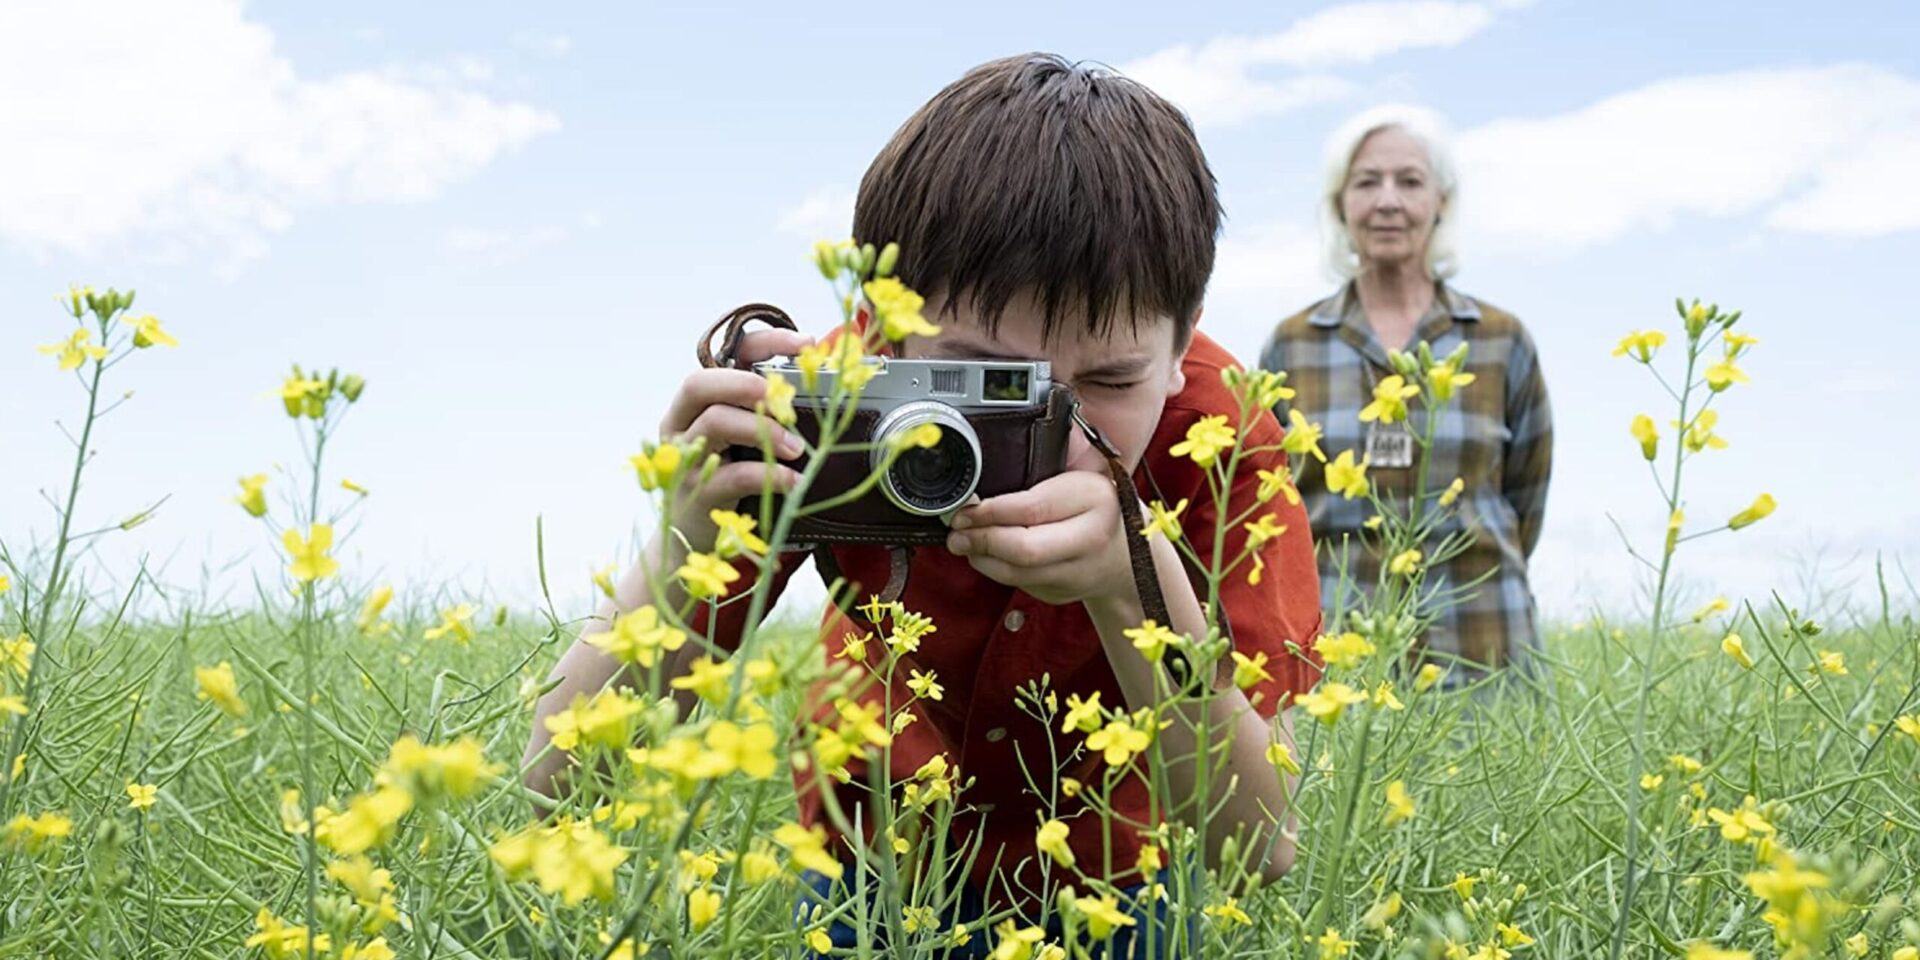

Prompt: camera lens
[871,402,980,516]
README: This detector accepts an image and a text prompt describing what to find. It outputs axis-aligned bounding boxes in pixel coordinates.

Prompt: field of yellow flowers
[4,262,1918,959]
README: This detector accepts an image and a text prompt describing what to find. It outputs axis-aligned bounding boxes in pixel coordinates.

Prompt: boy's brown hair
[853,52,1221,345]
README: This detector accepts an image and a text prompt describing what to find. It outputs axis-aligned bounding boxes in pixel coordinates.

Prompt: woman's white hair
[1319,104,1460,281]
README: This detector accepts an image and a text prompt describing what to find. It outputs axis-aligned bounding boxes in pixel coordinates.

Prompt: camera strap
[699,303,1201,694]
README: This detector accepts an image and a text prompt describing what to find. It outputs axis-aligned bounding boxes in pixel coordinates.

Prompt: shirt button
[984,727,1007,743]
[1003,610,1026,632]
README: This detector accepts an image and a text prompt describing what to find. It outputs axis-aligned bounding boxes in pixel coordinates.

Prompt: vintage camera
[747,356,1077,546]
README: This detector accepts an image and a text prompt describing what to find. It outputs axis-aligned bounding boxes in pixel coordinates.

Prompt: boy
[525,52,1323,946]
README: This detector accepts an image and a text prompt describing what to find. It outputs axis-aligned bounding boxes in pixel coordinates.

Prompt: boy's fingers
[947,511,1097,567]
[951,483,1086,531]
[661,369,777,435]
[680,405,803,459]
[695,461,800,504]
[735,329,814,365]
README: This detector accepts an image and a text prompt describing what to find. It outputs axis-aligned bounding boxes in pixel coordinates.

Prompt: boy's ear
[1166,308,1199,396]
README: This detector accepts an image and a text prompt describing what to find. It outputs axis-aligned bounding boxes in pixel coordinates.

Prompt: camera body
[745,355,1077,546]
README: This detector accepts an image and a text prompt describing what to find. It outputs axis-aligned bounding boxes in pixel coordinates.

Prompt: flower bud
[812,241,840,280]
[1389,350,1418,377]
[875,242,900,277]
[859,242,877,278]
[340,374,366,402]
[1684,299,1710,338]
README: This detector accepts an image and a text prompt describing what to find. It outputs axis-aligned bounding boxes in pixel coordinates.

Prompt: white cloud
[1456,64,1920,247]
[775,186,855,239]
[1202,219,1328,361]
[1120,1,1507,126]
[0,0,560,266]
[512,31,573,57]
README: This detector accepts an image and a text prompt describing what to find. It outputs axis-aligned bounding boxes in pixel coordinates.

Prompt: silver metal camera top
[755,356,1052,407]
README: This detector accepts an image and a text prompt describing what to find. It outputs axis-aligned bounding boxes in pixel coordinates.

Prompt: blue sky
[5,0,1918,621]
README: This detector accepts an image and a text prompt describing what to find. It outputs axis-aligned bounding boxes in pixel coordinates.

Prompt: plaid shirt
[1258,282,1552,673]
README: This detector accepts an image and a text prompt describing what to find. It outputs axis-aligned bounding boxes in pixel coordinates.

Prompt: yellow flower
[314,786,414,855]
[340,477,369,496]
[1894,715,1920,745]
[1313,632,1376,669]
[1306,926,1355,958]
[1703,357,1749,392]
[1666,507,1684,555]
[126,782,158,810]
[195,661,248,717]
[1383,780,1416,826]
[1691,597,1729,622]
[1085,715,1153,766]
[282,523,340,582]
[1035,819,1074,868]
[1707,795,1774,843]
[128,314,178,349]
[1361,892,1402,929]
[708,509,770,559]
[1844,932,1870,957]
[1428,361,1475,402]
[1060,691,1103,734]
[1325,450,1370,499]
[774,821,842,879]
[1450,872,1477,900]
[279,374,329,419]
[1677,409,1728,453]
[906,669,944,701]
[379,735,501,799]
[1720,632,1754,669]
[1497,923,1534,947]
[1372,680,1404,711]
[1359,375,1420,424]
[1727,493,1775,530]
[233,474,270,518]
[3,811,72,853]
[1668,753,1704,775]
[1414,663,1447,692]
[1281,409,1327,462]
[489,818,630,905]
[1266,740,1302,776]
[687,886,722,930]
[1205,898,1253,927]
[585,605,686,668]
[669,655,736,705]
[2,634,34,680]
[1140,499,1187,540]
[1640,773,1664,791]
[1135,843,1163,876]
[806,929,834,953]
[423,603,476,644]
[676,552,740,600]
[1231,651,1273,690]
[356,585,394,635]
[1892,946,1917,960]
[1612,329,1666,362]
[543,691,645,753]
[1723,330,1760,357]
[864,277,940,341]
[629,443,684,491]
[1243,514,1287,552]
[1297,682,1367,725]
[1630,414,1659,461]
[1812,649,1847,676]
[38,328,108,370]
[1438,476,1465,506]
[990,920,1047,960]
[1169,415,1237,468]
[245,908,331,960]
[1387,549,1423,576]
[0,574,7,594]
[1256,467,1302,507]
[1123,620,1181,664]
[762,371,798,426]
[1072,893,1135,939]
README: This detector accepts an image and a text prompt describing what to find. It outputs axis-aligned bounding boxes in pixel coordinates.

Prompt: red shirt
[701,330,1323,895]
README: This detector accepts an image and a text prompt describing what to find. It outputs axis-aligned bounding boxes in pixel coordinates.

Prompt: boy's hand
[657,328,811,545]
[943,469,1137,607]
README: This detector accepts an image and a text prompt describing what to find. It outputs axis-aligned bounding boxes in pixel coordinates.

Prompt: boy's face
[901,290,1191,475]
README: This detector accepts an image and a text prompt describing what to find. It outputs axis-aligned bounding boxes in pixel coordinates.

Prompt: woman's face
[1338,126,1443,274]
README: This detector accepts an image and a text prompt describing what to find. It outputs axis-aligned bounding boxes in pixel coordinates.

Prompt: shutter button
[1003,610,1026,632]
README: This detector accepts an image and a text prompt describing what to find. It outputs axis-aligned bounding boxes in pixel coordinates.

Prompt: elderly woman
[1260,105,1552,681]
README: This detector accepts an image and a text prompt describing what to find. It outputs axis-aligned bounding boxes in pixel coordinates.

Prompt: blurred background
[4,0,1916,622]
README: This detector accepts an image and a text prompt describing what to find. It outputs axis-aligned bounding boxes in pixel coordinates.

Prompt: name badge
[1365,423,1414,469]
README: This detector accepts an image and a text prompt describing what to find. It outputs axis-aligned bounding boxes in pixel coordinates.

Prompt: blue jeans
[795,867,1195,958]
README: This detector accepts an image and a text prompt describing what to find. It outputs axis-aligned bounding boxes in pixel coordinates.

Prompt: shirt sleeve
[1176,406,1326,717]
[1500,323,1553,558]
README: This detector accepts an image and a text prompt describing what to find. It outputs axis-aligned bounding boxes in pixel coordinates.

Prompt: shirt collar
[1309,281,1480,328]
